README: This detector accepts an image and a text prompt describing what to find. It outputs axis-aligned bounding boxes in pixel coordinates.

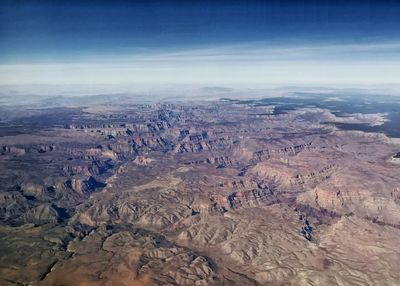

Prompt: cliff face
[251,142,314,163]
[227,188,277,209]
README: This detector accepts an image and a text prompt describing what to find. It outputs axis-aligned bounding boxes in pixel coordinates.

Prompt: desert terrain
[1,93,400,286]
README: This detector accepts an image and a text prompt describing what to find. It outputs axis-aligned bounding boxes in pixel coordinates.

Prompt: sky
[1,0,400,87]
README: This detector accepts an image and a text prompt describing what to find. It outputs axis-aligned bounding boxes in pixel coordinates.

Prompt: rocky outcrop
[227,188,277,209]
[210,179,278,210]
[176,137,237,153]
[24,204,60,224]
[291,164,337,186]
[133,156,155,165]
[185,156,235,168]
[391,188,400,203]
[251,142,314,163]
[1,145,26,156]
[251,149,270,163]
[62,159,113,177]
[0,191,31,223]
[38,145,55,153]
[64,176,106,194]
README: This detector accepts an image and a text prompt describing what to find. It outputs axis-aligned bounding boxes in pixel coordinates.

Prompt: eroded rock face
[1,145,26,156]
[43,227,220,286]
[210,179,278,210]
[1,101,400,286]
[0,191,32,223]
[291,164,337,186]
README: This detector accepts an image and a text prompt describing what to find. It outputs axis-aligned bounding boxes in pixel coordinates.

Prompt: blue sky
[1,0,400,86]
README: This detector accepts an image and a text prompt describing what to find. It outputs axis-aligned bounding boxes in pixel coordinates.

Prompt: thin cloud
[1,41,400,86]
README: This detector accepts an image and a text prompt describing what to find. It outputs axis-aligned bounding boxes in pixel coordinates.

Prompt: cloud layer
[1,41,400,86]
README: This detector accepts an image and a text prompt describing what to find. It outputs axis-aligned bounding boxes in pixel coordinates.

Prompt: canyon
[1,95,400,286]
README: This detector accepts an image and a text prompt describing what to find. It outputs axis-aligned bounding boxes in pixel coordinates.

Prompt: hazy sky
[1,0,400,86]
